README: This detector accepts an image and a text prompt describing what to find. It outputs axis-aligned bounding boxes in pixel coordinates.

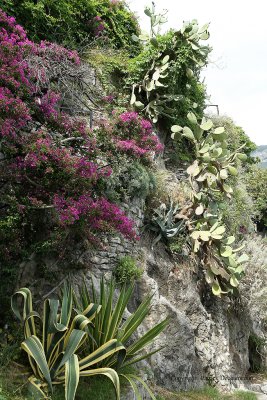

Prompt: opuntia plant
[171,113,249,296]
[130,6,211,123]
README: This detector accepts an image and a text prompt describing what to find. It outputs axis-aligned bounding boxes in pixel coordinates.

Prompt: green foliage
[147,201,186,248]
[0,323,24,368]
[86,48,130,106]
[128,7,210,127]
[171,113,250,296]
[114,256,143,285]
[166,137,195,166]
[0,378,258,400]
[76,277,168,398]
[0,206,67,322]
[0,0,140,52]
[221,183,255,238]
[155,385,258,400]
[0,210,26,321]
[53,376,117,400]
[169,235,188,255]
[11,286,122,400]
[210,116,257,165]
[245,166,267,230]
[248,333,266,372]
[233,393,258,400]
[206,117,257,237]
[105,160,156,202]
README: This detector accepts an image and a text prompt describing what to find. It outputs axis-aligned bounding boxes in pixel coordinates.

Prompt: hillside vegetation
[0,1,266,400]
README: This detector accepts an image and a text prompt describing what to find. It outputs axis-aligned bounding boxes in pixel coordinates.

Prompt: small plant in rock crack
[114,256,143,285]
[169,235,190,255]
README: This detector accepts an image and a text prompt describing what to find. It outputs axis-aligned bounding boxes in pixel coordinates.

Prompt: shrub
[86,48,130,108]
[0,0,140,53]
[0,10,141,318]
[105,160,156,202]
[245,166,267,230]
[169,235,188,255]
[0,9,138,241]
[210,115,258,165]
[114,256,143,284]
[248,333,266,372]
[92,112,163,165]
[222,183,255,238]
[113,111,164,161]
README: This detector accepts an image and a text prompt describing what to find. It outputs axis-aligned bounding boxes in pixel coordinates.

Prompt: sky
[128,0,267,145]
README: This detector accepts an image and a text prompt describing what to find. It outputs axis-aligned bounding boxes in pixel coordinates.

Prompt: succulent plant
[148,201,186,247]
[171,112,249,296]
[130,6,211,123]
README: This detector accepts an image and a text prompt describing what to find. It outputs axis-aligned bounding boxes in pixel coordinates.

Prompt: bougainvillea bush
[0,8,137,236]
[114,111,163,159]
[94,111,163,164]
[0,9,144,316]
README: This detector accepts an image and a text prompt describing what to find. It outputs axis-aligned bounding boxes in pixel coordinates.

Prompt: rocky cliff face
[17,179,267,394]
[15,65,267,395]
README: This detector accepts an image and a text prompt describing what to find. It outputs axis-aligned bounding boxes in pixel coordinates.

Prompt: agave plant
[74,277,168,399]
[11,285,124,400]
[148,201,186,247]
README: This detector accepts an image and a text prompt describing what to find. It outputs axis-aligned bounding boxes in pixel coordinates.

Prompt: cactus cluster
[130,10,211,123]
[181,20,210,59]
[171,113,249,295]
[130,54,173,123]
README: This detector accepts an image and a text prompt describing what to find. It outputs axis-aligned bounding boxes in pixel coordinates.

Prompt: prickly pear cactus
[171,113,249,296]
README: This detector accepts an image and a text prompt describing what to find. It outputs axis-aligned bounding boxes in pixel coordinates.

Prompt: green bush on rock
[245,166,267,230]
[114,256,143,285]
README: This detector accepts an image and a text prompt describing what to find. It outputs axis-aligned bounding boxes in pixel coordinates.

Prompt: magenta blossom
[112,111,164,160]
[53,193,138,240]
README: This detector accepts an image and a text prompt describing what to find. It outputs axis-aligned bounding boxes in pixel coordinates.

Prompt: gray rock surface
[17,193,267,395]
[16,117,267,394]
